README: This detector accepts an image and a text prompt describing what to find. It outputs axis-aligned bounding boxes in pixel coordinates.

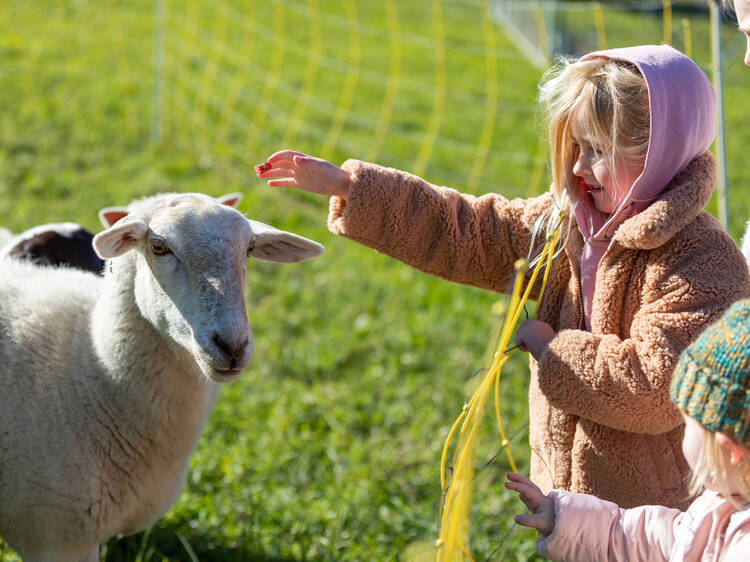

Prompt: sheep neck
[87,254,219,533]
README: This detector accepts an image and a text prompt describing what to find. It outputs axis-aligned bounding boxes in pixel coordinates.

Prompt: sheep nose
[211,333,250,368]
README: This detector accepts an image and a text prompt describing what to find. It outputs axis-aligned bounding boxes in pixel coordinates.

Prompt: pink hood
[575,45,716,330]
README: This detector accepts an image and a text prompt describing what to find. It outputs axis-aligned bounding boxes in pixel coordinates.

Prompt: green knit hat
[670,299,750,448]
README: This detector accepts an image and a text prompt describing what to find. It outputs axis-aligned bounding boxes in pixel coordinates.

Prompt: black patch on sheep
[8,228,105,274]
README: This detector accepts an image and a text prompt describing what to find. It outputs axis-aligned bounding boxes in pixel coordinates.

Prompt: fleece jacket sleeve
[537,489,678,562]
[536,214,750,434]
[327,159,556,294]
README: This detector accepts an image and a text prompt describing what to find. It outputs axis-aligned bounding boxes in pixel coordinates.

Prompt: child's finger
[254,161,273,176]
[505,476,535,497]
[258,166,294,178]
[504,480,529,494]
[256,159,295,174]
[504,485,537,510]
[267,178,298,188]
[267,150,308,162]
[506,473,536,487]
[514,513,548,533]
[267,160,295,171]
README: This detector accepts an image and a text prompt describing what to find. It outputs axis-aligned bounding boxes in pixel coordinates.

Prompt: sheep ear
[248,219,324,263]
[93,219,149,259]
[99,207,130,228]
[217,193,243,209]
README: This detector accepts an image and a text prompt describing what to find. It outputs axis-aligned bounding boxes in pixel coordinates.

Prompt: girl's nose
[573,153,590,176]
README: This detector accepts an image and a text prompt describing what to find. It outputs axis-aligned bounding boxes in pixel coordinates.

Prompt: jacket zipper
[568,241,617,332]
[566,246,585,331]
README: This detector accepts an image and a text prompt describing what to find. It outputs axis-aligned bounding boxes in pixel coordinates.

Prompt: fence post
[710,0,729,230]
[150,0,166,144]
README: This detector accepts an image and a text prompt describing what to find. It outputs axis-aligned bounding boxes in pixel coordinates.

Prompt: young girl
[506,299,750,560]
[257,45,750,509]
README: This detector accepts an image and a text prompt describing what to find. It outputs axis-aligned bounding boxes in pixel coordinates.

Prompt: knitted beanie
[670,299,750,447]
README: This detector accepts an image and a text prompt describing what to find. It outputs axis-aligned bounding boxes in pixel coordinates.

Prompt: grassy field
[1,1,749,561]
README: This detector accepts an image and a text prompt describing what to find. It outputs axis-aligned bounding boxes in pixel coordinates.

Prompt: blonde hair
[689,421,750,509]
[540,56,649,214]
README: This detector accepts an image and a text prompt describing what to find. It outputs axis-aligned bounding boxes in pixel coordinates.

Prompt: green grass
[1,1,749,561]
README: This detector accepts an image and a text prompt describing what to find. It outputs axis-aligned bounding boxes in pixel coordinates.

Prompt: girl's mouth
[579,177,602,192]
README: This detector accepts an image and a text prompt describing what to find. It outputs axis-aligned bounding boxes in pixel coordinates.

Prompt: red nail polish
[255,162,272,175]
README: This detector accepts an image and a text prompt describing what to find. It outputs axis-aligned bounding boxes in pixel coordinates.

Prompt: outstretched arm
[258,151,558,295]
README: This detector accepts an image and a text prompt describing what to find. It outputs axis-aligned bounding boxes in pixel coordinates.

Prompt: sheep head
[92,192,324,382]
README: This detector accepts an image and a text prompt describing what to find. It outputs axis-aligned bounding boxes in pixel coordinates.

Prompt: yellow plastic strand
[437,213,564,562]
[663,0,672,45]
[413,0,446,178]
[492,354,515,471]
[531,2,549,62]
[592,1,608,50]
[441,407,467,491]
[489,231,558,472]
[533,215,563,320]
[682,17,693,59]
[466,0,498,192]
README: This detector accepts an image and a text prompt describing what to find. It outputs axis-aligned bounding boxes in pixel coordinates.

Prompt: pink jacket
[538,489,750,561]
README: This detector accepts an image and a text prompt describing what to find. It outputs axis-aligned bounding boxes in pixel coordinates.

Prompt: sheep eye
[246,244,254,257]
[151,239,170,256]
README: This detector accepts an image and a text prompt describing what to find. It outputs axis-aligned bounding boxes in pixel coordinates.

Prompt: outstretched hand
[504,472,555,537]
[255,150,352,199]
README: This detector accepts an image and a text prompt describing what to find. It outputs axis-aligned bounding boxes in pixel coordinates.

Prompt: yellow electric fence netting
[436,212,564,562]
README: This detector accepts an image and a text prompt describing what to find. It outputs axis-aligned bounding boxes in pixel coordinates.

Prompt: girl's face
[735,1,750,66]
[682,414,704,476]
[570,110,643,214]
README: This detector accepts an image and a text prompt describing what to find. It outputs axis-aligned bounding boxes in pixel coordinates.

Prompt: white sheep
[0,192,324,561]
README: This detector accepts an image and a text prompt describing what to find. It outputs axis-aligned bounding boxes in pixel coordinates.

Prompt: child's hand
[255,150,351,199]
[515,319,555,360]
[504,472,555,537]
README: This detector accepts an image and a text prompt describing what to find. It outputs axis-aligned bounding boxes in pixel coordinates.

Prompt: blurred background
[1,1,748,560]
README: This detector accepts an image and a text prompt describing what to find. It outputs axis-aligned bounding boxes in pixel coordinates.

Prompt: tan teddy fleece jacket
[327,151,750,509]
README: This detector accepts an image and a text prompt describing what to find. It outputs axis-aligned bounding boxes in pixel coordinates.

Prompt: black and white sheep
[0,222,104,273]
[0,192,324,561]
